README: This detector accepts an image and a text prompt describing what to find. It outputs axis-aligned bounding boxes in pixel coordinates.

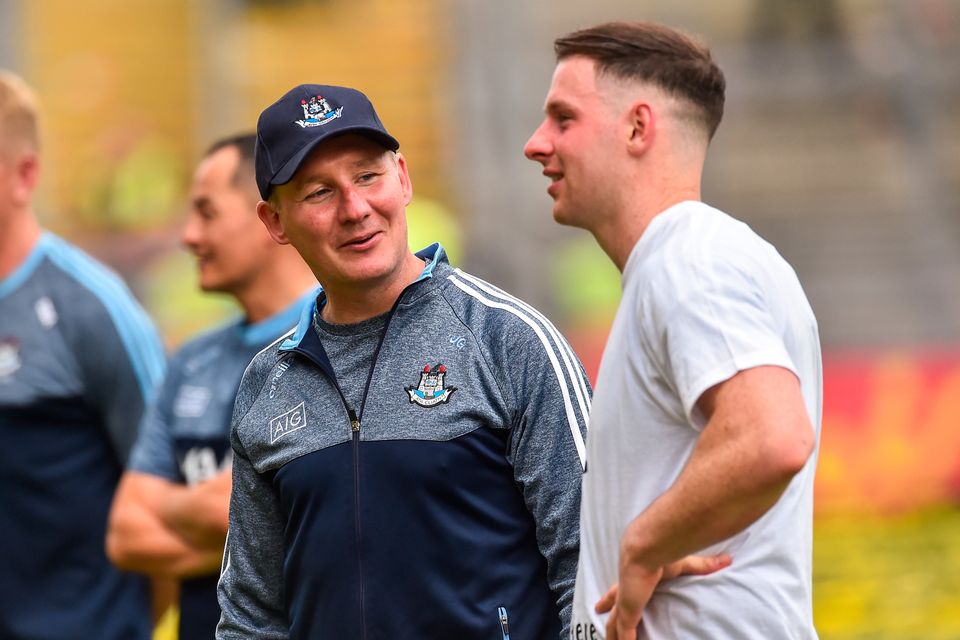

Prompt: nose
[338,186,372,223]
[524,120,551,164]
[180,212,202,251]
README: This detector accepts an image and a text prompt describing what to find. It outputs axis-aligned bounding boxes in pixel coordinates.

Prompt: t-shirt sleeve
[656,256,796,428]
[127,362,181,480]
[73,286,166,465]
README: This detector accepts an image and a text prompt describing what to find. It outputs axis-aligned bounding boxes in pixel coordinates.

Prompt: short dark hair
[555,21,726,139]
[204,133,257,190]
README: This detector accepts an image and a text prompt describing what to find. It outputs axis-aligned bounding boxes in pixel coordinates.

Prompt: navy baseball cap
[254,84,400,200]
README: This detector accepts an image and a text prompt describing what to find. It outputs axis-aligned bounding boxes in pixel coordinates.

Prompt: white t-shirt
[571,201,822,640]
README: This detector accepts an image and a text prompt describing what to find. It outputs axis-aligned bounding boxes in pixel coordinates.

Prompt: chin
[338,255,402,286]
[551,205,576,227]
[198,274,228,293]
[198,282,220,293]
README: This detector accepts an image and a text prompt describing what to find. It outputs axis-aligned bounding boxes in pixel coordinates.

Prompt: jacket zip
[498,606,510,640]
[350,406,364,639]
[293,278,424,640]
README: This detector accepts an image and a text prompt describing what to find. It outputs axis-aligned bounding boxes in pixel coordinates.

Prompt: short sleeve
[658,256,796,427]
[71,288,166,464]
[127,367,181,480]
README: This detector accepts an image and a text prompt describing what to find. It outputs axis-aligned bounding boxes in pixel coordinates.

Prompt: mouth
[340,231,381,251]
[544,171,563,198]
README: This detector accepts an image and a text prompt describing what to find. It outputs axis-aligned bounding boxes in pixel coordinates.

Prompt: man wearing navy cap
[214,83,592,639]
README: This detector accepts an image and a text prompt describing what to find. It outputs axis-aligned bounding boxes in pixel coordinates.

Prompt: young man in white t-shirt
[525,21,822,640]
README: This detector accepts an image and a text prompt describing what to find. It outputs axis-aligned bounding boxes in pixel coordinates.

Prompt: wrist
[620,520,660,570]
[157,484,189,527]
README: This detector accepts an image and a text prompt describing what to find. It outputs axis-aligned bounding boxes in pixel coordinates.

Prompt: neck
[0,208,42,279]
[593,176,701,273]
[235,256,318,324]
[321,252,426,325]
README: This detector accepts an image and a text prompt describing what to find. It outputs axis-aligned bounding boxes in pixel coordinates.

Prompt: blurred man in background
[0,69,165,639]
[525,21,821,640]
[106,133,318,640]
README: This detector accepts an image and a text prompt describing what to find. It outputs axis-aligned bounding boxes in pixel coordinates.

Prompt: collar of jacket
[279,242,449,353]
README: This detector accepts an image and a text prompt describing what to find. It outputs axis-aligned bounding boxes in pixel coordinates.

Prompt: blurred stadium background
[2,0,959,637]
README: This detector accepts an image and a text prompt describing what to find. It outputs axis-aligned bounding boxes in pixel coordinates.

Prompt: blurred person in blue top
[106,133,318,640]
[0,69,165,639]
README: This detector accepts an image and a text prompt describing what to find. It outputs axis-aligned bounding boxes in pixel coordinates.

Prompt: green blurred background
[3,0,960,637]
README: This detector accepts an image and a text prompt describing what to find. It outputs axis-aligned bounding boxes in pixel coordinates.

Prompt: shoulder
[42,233,141,305]
[441,267,562,349]
[40,234,157,332]
[39,234,163,384]
[163,318,241,372]
[229,330,294,447]
[241,329,292,388]
[172,318,241,358]
[632,203,773,306]
[439,267,580,389]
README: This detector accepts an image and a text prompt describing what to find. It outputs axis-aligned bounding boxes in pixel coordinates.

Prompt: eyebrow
[545,97,577,115]
[295,155,388,189]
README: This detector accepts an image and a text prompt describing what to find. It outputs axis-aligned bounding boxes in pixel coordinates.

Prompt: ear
[12,153,40,203]
[395,152,414,207]
[625,101,655,157]
[257,199,290,245]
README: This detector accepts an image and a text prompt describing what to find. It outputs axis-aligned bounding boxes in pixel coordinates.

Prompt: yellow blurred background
[4,0,960,637]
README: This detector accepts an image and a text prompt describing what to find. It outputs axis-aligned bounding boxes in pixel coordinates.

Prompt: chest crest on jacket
[405,363,457,407]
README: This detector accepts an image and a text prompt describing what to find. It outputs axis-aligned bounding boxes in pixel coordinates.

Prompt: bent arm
[106,471,226,578]
[157,468,232,547]
[620,365,815,569]
[603,366,815,639]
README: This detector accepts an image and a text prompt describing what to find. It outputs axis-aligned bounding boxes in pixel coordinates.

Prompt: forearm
[108,472,228,577]
[620,441,794,569]
[107,506,224,578]
[624,366,815,570]
[158,471,231,548]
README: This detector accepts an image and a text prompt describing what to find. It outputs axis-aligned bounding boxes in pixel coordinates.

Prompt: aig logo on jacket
[405,363,456,407]
[270,401,307,443]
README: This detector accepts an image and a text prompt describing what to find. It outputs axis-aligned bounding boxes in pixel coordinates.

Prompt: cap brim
[270,127,401,191]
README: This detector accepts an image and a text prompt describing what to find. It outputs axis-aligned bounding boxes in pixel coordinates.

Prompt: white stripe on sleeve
[448,275,586,468]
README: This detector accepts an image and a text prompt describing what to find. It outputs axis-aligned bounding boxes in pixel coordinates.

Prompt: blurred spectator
[106,133,317,640]
[0,69,164,639]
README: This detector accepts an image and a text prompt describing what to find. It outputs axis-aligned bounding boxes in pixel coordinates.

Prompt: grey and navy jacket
[217,244,591,640]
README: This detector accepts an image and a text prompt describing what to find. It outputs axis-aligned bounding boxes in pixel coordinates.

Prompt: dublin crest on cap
[254,84,400,200]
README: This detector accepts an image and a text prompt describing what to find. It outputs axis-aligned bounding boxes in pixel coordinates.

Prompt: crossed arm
[106,469,231,579]
[599,365,816,640]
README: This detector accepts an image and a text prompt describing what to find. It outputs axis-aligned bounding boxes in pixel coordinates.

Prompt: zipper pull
[348,408,361,432]
[498,606,510,640]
